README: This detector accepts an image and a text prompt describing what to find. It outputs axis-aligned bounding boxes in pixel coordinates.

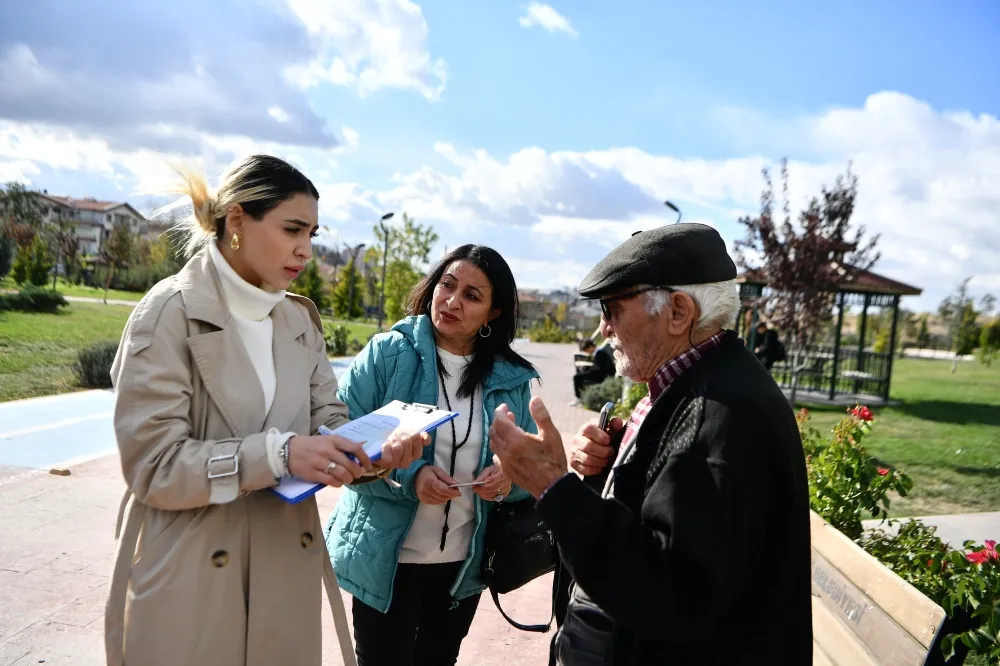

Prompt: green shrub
[872,327,890,354]
[73,340,119,388]
[27,236,53,286]
[800,406,1000,662]
[525,319,577,343]
[10,244,29,285]
[858,521,1000,663]
[324,323,349,356]
[0,285,68,313]
[978,318,1000,368]
[580,376,623,411]
[798,406,912,539]
[0,234,13,279]
[614,381,649,419]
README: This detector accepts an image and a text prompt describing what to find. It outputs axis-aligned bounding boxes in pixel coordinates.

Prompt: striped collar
[647,330,727,402]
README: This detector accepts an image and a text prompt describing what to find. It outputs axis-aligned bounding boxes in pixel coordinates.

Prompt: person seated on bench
[570,339,616,406]
[754,321,786,370]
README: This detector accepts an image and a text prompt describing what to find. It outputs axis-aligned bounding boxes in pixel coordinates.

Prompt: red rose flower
[878,468,889,476]
[850,406,874,422]
[966,550,989,564]
[985,540,998,560]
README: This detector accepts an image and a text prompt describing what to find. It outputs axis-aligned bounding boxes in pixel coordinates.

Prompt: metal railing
[770,345,891,400]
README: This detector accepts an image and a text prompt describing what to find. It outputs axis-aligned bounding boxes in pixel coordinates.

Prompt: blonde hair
[153,154,320,258]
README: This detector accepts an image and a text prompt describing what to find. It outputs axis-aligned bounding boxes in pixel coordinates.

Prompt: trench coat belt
[104,490,357,666]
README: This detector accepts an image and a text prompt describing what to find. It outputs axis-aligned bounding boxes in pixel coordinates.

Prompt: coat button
[301,532,313,548]
[211,550,229,567]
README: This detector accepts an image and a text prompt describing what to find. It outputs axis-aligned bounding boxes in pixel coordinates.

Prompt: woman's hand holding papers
[288,435,371,487]
[379,428,431,469]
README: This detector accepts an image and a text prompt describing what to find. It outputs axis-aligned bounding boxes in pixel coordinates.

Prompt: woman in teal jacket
[325,244,539,666]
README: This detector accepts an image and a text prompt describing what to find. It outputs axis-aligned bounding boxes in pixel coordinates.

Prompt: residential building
[515,289,547,328]
[37,194,148,256]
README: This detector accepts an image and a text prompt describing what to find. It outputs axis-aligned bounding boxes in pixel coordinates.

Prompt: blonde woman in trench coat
[105,154,428,666]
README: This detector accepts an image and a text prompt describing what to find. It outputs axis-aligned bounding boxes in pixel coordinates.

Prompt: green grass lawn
[320,316,379,348]
[0,302,133,402]
[0,277,144,302]
[800,357,1000,517]
[0,302,383,402]
[53,279,144,302]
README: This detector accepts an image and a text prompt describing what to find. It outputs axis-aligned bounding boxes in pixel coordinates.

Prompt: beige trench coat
[105,247,355,666]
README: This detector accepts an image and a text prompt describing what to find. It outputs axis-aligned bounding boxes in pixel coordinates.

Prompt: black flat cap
[578,223,736,298]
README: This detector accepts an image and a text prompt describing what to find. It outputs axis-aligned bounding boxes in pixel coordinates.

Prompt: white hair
[643,280,741,335]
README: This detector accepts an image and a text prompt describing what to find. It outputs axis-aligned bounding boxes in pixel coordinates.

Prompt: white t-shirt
[398,348,484,564]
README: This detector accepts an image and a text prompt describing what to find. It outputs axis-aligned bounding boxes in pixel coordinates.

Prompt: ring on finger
[326,461,338,475]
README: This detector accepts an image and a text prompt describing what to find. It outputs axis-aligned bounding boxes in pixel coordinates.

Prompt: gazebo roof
[736,265,922,297]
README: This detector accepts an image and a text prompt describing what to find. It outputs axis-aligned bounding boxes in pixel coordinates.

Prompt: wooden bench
[574,352,594,374]
[810,511,947,665]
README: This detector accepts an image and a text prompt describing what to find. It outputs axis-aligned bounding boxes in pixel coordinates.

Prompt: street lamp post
[345,242,365,320]
[376,212,394,330]
[664,200,682,224]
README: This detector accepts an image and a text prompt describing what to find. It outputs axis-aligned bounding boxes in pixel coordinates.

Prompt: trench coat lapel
[262,301,312,433]
[179,248,267,438]
[187,328,267,437]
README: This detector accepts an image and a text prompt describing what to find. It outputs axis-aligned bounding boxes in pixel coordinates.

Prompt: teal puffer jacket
[323,315,539,612]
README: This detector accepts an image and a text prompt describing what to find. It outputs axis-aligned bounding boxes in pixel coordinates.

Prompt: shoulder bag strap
[488,564,561,633]
[321,540,359,666]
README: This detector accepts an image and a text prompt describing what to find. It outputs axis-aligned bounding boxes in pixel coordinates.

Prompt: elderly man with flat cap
[490,224,812,665]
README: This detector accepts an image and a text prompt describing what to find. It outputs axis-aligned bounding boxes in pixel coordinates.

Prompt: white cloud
[0,0,444,154]
[0,159,41,183]
[283,0,447,100]
[268,106,292,124]
[518,2,578,38]
[509,257,594,291]
[342,127,361,149]
[3,90,997,311]
[374,142,660,229]
[369,93,1000,309]
[0,119,365,226]
[0,36,335,151]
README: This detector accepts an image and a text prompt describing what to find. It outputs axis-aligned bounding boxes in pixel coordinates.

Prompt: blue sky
[1,0,998,311]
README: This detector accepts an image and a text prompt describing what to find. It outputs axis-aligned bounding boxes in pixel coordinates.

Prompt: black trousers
[352,562,482,666]
[573,368,610,398]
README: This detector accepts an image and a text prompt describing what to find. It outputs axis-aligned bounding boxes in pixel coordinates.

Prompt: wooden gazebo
[736,268,923,404]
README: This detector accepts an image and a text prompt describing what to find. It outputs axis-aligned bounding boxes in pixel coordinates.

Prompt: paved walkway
[62,296,139,308]
[0,360,353,472]
[0,343,594,665]
[863,511,1000,550]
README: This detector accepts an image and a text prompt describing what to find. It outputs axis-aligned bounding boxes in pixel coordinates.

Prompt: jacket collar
[176,245,230,330]
[173,245,310,339]
[390,314,540,391]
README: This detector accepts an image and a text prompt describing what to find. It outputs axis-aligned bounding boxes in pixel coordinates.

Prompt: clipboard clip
[401,402,436,414]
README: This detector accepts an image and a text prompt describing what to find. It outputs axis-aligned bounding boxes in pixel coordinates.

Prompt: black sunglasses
[599,286,674,322]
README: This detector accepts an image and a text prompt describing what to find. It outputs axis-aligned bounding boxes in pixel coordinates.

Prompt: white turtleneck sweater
[208,242,291,479]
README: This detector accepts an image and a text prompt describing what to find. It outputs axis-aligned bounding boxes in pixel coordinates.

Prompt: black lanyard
[438,370,475,551]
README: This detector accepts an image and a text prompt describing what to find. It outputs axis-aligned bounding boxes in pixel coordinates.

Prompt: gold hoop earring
[230,233,240,251]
